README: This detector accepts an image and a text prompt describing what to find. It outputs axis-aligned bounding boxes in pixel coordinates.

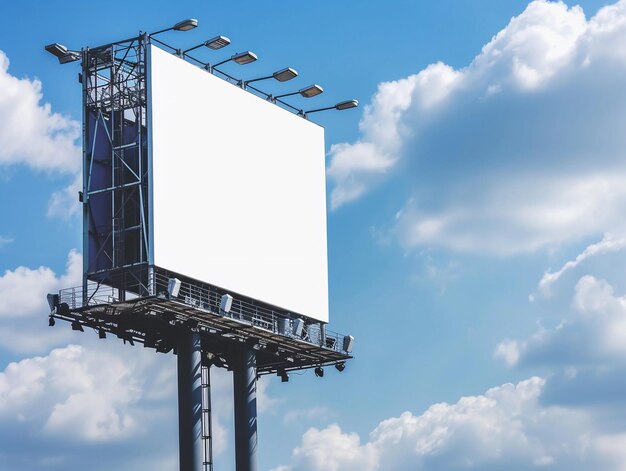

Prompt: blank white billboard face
[148,45,329,323]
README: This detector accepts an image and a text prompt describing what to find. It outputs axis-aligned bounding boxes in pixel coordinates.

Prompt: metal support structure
[233,348,258,471]
[177,330,203,471]
[49,29,354,471]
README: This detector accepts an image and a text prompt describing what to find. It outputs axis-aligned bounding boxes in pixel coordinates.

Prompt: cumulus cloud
[0,50,80,173]
[0,250,82,354]
[274,376,626,471]
[0,343,179,470]
[0,49,81,219]
[496,275,626,370]
[330,0,626,254]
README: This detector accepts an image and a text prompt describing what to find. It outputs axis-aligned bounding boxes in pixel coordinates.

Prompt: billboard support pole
[177,330,203,471]
[233,347,258,471]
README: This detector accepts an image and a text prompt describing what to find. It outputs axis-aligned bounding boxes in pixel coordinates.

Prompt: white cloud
[0,343,179,470]
[0,251,81,353]
[0,250,81,318]
[274,376,626,471]
[0,50,80,174]
[330,0,626,254]
[0,49,81,220]
[47,173,82,220]
[534,233,626,299]
[497,275,626,369]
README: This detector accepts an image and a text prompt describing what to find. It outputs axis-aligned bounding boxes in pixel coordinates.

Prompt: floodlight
[343,335,354,353]
[45,43,68,58]
[205,35,231,50]
[335,362,346,372]
[45,43,80,65]
[48,316,55,327]
[220,294,233,314]
[278,369,289,383]
[274,84,323,100]
[98,328,106,339]
[168,277,181,298]
[292,318,304,337]
[174,19,198,31]
[335,99,359,110]
[314,366,324,378]
[244,67,298,87]
[150,18,198,36]
[71,321,84,332]
[273,67,298,82]
[301,99,359,117]
[232,51,257,65]
[278,318,290,335]
[183,36,231,55]
[47,293,59,312]
[211,50,258,71]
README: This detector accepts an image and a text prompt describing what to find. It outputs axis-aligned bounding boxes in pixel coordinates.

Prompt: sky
[4,0,626,469]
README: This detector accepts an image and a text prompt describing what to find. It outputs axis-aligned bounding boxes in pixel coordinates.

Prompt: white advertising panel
[148,45,329,322]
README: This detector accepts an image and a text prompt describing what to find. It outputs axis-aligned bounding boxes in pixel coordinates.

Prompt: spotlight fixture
[44,43,81,64]
[314,366,324,378]
[301,99,359,117]
[183,35,231,55]
[98,328,106,339]
[47,293,59,312]
[48,316,55,327]
[278,369,289,383]
[335,362,346,372]
[244,67,298,87]
[274,84,323,100]
[336,99,360,111]
[71,321,84,332]
[232,51,257,65]
[343,335,355,354]
[209,51,258,71]
[168,277,181,298]
[220,294,233,314]
[150,18,198,36]
[292,318,304,337]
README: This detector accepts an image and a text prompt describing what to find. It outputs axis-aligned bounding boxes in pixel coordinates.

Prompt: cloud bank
[330,0,626,254]
[274,376,626,471]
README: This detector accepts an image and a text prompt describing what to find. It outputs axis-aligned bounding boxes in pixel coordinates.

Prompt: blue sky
[4,0,626,469]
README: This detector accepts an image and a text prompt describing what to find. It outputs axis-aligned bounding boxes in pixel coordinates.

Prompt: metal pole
[177,330,203,471]
[233,347,258,471]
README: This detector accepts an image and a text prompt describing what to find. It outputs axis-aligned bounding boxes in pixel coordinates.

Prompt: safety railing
[57,272,351,355]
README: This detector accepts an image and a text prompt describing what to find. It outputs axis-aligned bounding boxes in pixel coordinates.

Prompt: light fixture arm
[183,43,205,55]
[244,74,273,85]
[274,90,299,99]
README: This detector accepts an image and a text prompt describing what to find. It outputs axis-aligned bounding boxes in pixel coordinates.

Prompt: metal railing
[58,274,349,354]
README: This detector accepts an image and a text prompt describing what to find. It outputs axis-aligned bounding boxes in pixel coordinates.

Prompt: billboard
[147,45,329,323]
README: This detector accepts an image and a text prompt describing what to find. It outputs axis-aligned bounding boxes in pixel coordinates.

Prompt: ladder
[201,364,214,471]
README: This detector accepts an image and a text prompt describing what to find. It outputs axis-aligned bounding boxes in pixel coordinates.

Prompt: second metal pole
[233,347,258,471]
[178,330,203,471]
